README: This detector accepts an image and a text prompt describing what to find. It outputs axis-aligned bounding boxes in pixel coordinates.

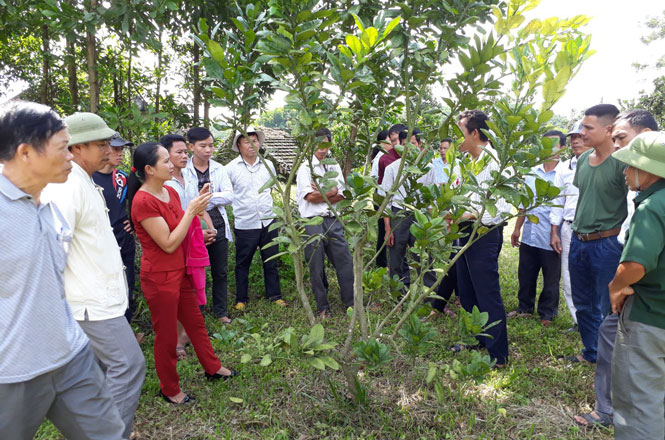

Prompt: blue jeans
[569,234,622,363]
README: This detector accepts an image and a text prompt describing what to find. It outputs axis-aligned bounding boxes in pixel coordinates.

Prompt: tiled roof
[259,127,299,175]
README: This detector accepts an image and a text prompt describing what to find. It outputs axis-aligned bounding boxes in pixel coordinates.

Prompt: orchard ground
[37,221,612,440]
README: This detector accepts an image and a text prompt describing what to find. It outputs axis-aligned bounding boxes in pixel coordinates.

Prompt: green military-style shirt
[621,179,665,329]
[572,149,628,234]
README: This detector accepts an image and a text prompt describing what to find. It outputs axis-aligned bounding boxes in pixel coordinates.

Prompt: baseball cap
[612,131,665,179]
[109,133,134,148]
[64,112,116,146]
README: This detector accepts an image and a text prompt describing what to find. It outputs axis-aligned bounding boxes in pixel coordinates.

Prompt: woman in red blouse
[127,142,236,405]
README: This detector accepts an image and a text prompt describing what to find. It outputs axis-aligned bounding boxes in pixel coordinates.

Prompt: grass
[36,222,613,439]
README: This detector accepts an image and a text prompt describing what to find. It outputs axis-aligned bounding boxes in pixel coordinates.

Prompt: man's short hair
[615,109,659,132]
[0,101,66,161]
[440,138,452,144]
[186,127,213,144]
[377,129,389,142]
[458,109,490,142]
[543,130,566,148]
[159,134,187,152]
[399,127,421,143]
[584,104,620,125]
[388,123,407,135]
[316,127,332,143]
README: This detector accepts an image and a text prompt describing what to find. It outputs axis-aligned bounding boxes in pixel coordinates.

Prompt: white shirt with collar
[465,146,512,226]
[182,158,233,241]
[227,155,277,230]
[380,157,440,209]
[296,155,346,218]
[549,156,579,225]
[42,162,128,321]
[164,176,187,210]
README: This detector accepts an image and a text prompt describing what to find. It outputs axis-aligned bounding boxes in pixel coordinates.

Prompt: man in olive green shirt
[609,131,665,439]
[566,104,626,365]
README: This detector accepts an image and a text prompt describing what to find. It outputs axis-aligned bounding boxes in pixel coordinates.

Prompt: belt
[564,219,573,224]
[574,227,621,242]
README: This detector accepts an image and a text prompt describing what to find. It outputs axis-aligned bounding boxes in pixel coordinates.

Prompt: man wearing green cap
[608,131,665,439]
[42,112,145,440]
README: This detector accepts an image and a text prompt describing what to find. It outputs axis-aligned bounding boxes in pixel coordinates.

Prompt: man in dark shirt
[92,133,136,322]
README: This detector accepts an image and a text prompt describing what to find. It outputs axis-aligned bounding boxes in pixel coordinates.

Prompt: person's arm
[609,261,646,314]
[383,216,394,247]
[140,192,213,254]
[511,212,525,247]
[201,210,217,245]
[209,164,234,207]
[305,185,343,203]
[550,224,562,254]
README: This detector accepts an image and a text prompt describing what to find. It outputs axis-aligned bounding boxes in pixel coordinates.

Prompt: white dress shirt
[380,158,440,209]
[618,190,636,246]
[296,155,346,218]
[549,157,578,225]
[465,146,511,226]
[371,151,385,195]
[164,176,187,210]
[42,162,128,321]
[227,156,277,230]
[182,158,234,241]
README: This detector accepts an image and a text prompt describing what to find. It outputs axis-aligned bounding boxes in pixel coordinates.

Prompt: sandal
[574,411,613,428]
[176,346,187,361]
[160,391,194,405]
[449,343,479,353]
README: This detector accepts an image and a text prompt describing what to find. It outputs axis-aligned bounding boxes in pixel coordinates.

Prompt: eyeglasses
[89,140,111,149]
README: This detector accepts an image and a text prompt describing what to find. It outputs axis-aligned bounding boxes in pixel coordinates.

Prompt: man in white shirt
[549,120,590,331]
[227,127,285,310]
[381,128,440,292]
[370,129,392,268]
[182,127,234,324]
[296,127,354,318]
[453,109,511,366]
[42,112,145,439]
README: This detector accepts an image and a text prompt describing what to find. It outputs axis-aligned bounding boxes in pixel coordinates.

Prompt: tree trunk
[86,0,99,112]
[203,90,210,126]
[127,40,133,110]
[193,44,201,125]
[66,37,79,108]
[343,125,357,183]
[41,25,50,105]
[155,30,163,113]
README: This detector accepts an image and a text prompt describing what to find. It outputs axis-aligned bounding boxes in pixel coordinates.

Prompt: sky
[524,0,665,116]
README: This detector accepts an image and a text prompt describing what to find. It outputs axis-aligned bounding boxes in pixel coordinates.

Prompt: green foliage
[353,338,392,369]
[398,313,438,356]
[457,306,501,348]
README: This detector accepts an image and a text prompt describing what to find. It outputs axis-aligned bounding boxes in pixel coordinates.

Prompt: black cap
[109,132,134,148]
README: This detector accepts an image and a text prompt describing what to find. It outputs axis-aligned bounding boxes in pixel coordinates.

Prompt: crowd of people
[1,99,664,439]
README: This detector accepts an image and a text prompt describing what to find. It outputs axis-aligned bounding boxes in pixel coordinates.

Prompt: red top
[132,186,186,272]
[378,148,401,184]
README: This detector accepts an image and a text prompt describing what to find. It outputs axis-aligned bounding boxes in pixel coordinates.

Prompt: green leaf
[538,110,554,124]
[320,356,340,370]
[258,176,276,194]
[346,34,362,56]
[361,27,378,48]
[165,1,177,11]
[240,353,252,363]
[351,13,365,32]
[426,362,437,384]
[260,354,272,366]
[229,397,244,403]
[308,324,324,345]
[383,16,401,38]
[207,40,225,67]
[299,110,312,126]
[309,357,326,370]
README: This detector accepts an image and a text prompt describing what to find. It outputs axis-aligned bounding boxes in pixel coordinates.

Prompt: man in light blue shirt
[0,101,124,439]
[510,130,564,326]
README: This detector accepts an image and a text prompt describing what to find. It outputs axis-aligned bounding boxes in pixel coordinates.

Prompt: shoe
[558,354,593,364]
[566,324,579,333]
[318,310,332,320]
[219,316,233,325]
[507,310,531,318]
[574,411,613,427]
[160,391,194,405]
[273,299,288,307]
[540,319,553,327]
[205,369,239,381]
[233,302,246,311]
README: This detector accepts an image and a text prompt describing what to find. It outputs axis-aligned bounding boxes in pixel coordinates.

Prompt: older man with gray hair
[42,112,145,440]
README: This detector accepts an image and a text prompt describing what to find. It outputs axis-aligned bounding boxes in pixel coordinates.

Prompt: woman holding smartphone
[127,142,236,405]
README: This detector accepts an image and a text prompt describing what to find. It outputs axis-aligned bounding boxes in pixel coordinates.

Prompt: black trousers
[374,205,388,268]
[516,242,561,321]
[388,208,436,293]
[207,219,229,318]
[234,222,282,304]
[427,257,457,312]
[116,231,136,323]
[456,224,509,364]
